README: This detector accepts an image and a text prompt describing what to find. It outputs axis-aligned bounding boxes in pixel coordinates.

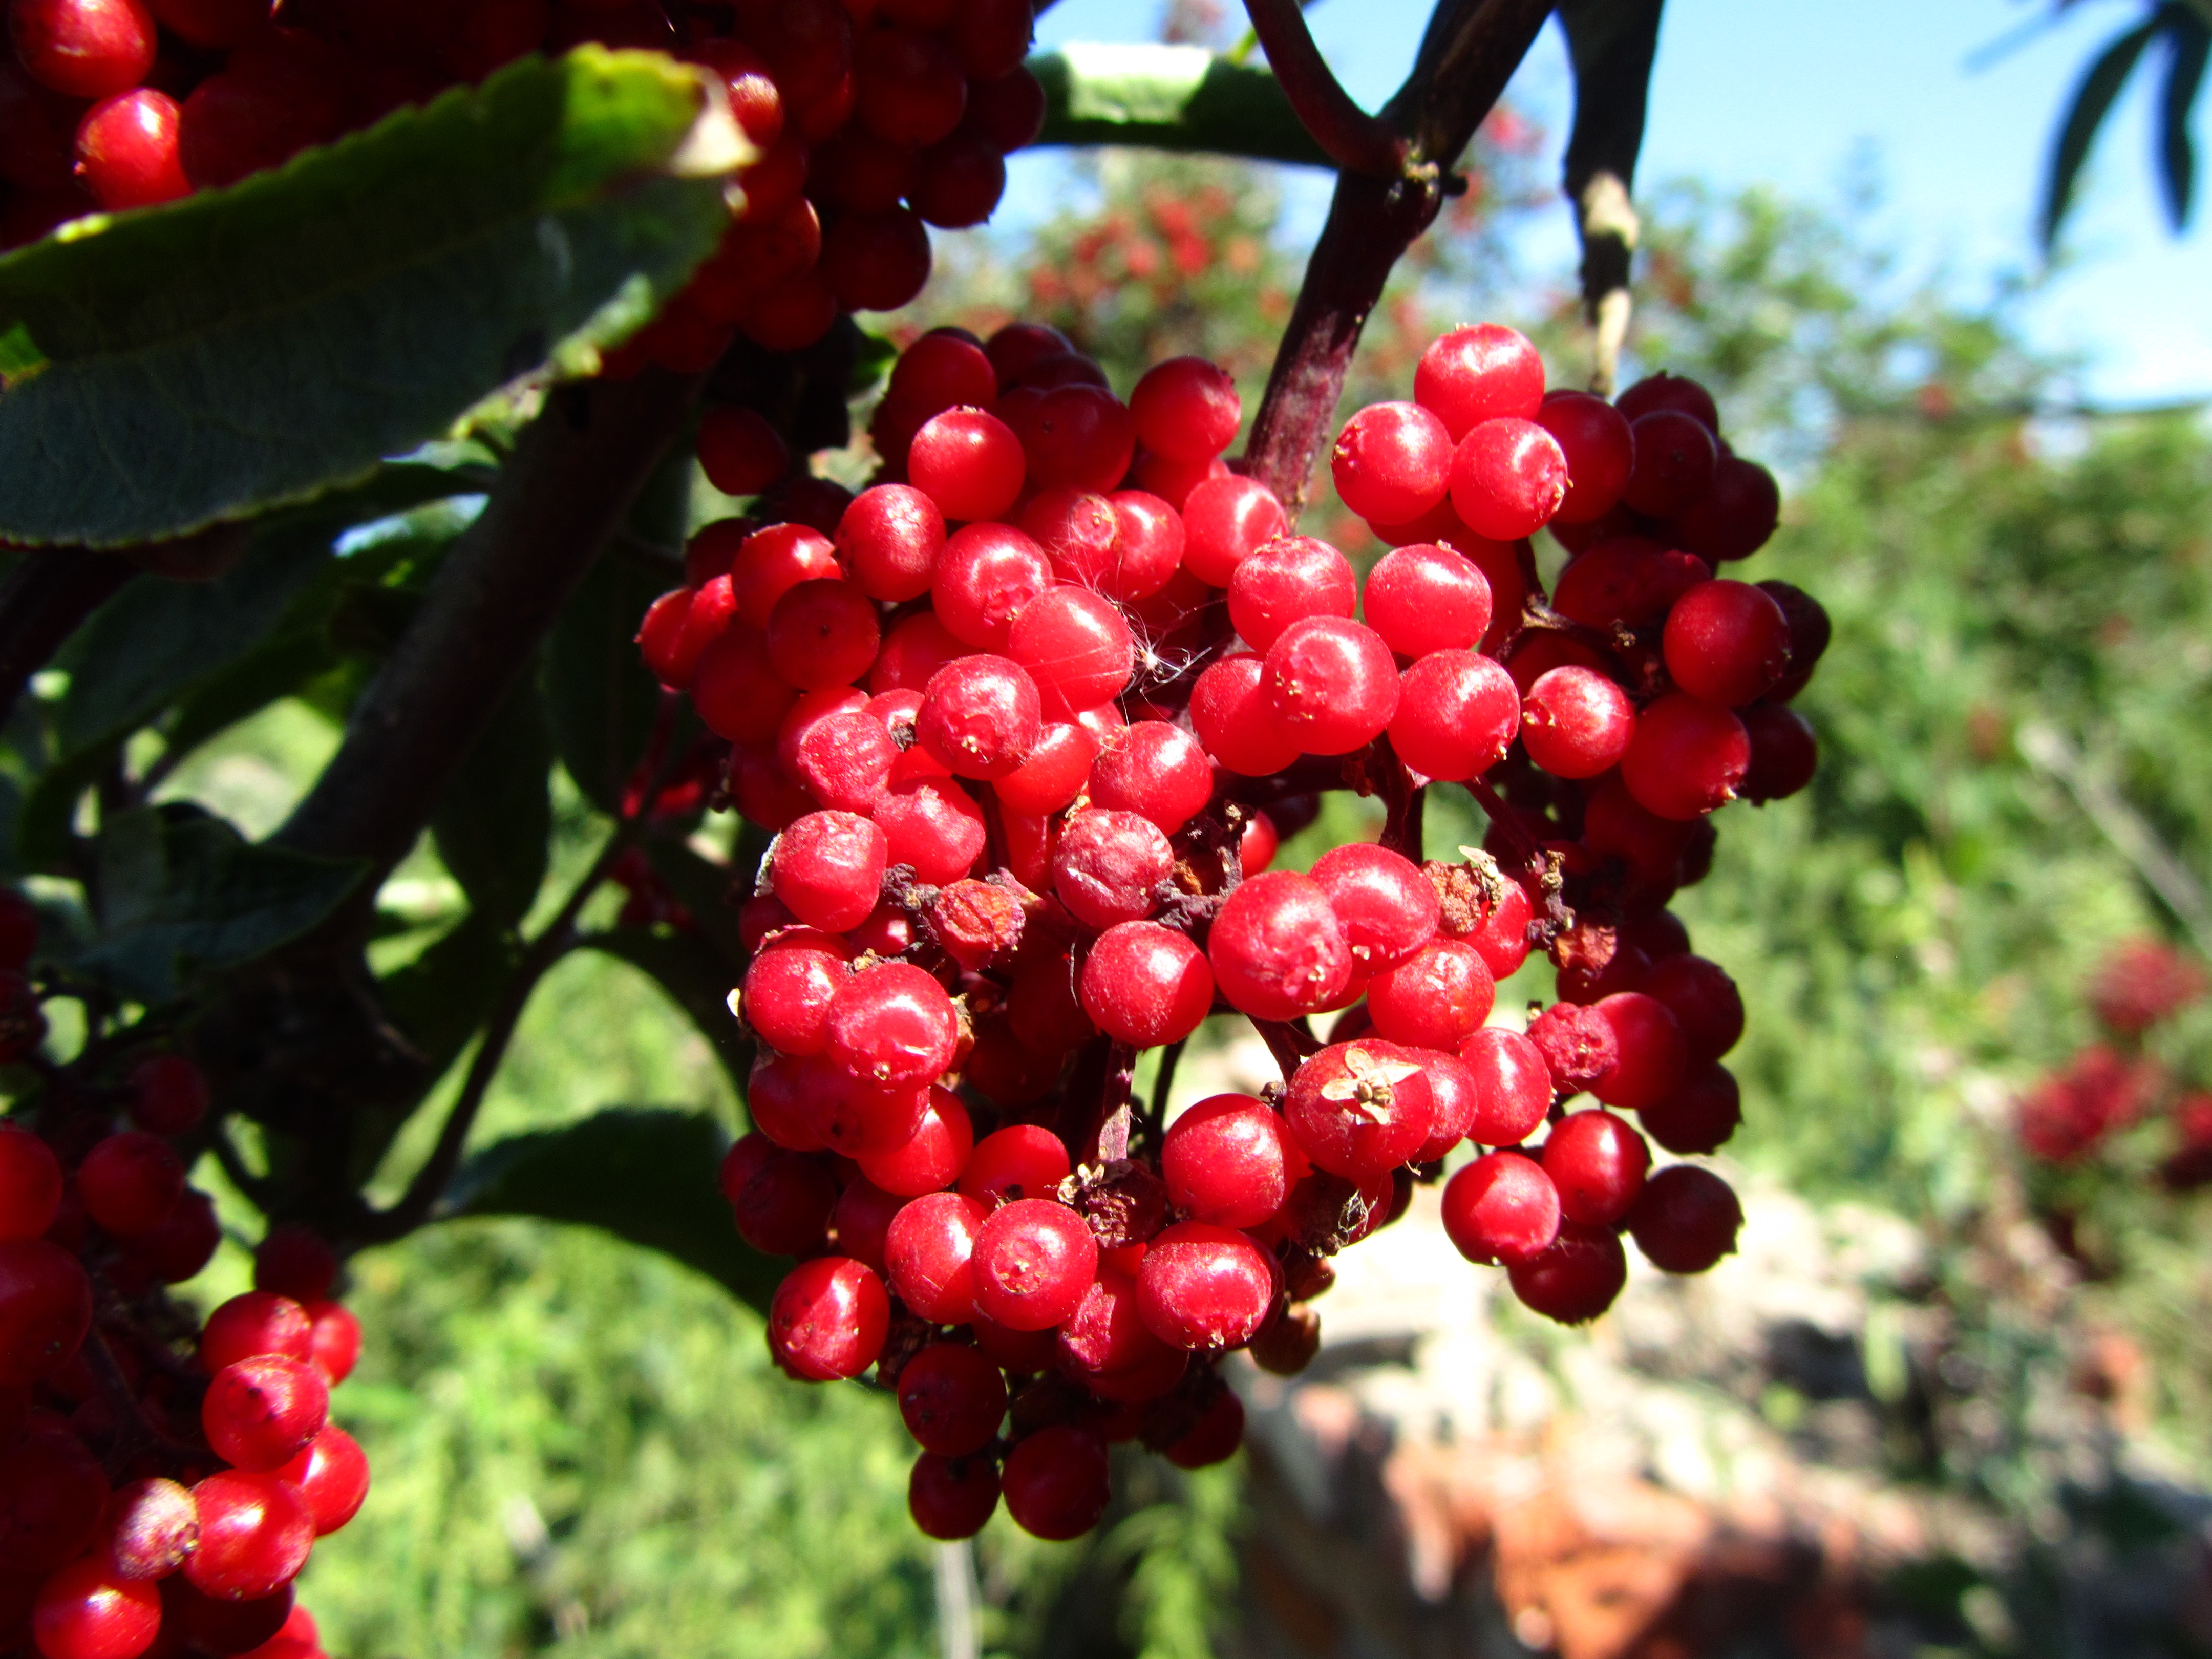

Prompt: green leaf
[0,47,742,548]
[1031,45,1331,167]
[67,804,366,1003]
[546,550,672,815]
[431,676,553,931]
[2042,17,2162,248]
[444,1107,777,1312]
[2159,13,2210,229]
[582,928,747,1093]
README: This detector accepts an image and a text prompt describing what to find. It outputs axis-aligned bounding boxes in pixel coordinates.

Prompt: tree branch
[1243,0,1554,512]
[1240,0,1409,176]
[276,365,707,878]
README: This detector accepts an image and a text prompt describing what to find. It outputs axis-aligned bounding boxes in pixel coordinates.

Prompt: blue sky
[1003,0,2211,404]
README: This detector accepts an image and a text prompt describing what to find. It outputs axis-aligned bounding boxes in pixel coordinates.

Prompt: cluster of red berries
[0,897,365,1659]
[635,317,1819,1543]
[2016,938,2212,1187]
[1,0,1040,348]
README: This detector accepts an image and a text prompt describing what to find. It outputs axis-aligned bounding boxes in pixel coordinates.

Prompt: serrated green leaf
[2159,14,2210,228]
[444,1107,776,1312]
[582,928,747,1093]
[2042,16,2162,248]
[66,804,366,1003]
[0,48,740,548]
[431,676,553,931]
[1031,45,1330,167]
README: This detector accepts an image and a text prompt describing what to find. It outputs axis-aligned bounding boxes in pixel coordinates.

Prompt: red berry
[31,1556,161,1659]
[0,1424,108,1570]
[1448,417,1568,540]
[908,1452,999,1539]
[199,1292,311,1375]
[830,1176,904,1273]
[732,1153,836,1256]
[303,1300,360,1386]
[697,405,790,497]
[795,710,899,812]
[1129,356,1240,460]
[1756,580,1829,699]
[1001,1425,1109,1540]
[1534,391,1634,524]
[1553,538,1710,631]
[874,775,986,884]
[1331,400,1453,525]
[884,1192,989,1323]
[202,1355,329,1472]
[1663,579,1790,706]
[1520,665,1634,779]
[909,407,1025,522]
[1673,455,1780,562]
[1639,1062,1741,1155]
[1161,1094,1293,1229]
[1079,922,1213,1048]
[1264,616,1399,756]
[1387,648,1518,781]
[970,1199,1097,1332]
[1527,1002,1619,1096]
[856,26,965,145]
[74,87,189,210]
[897,1342,1006,1455]
[1226,535,1355,651]
[156,1576,293,1653]
[1051,809,1173,931]
[825,961,960,1091]
[932,521,1052,650]
[1589,991,1688,1110]
[1415,324,1545,439]
[857,1086,972,1197]
[766,578,881,690]
[772,811,887,932]
[1507,1222,1627,1324]
[1614,371,1718,433]
[1013,384,1134,495]
[76,1132,182,1238]
[738,933,854,1060]
[0,1123,61,1240]
[185,1471,314,1601]
[1366,938,1494,1051]
[1621,694,1750,821]
[1207,871,1353,1023]
[1441,1151,1559,1265]
[1627,1165,1742,1273]
[274,1424,369,1536]
[916,654,1041,778]
[1135,1221,1274,1350]
[127,1053,209,1137]
[1621,410,1718,518]
[1283,1039,1434,1181]
[9,0,156,99]
[1637,954,1742,1067]
[837,485,943,604]
[0,1238,90,1384]
[1180,474,1287,586]
[1458,1026,1553,1145]
[958,1124,1071,1206]
[103,1476,198,1580]
[1189,653,1301,777]
[769,1257,889,1380]
[1309,844,1439,975]
[1164,1384,1246,1467]
[250,1225,335,1304]
[993,720,1098,815]
[1539,1108,1649,1226]
[1088,721,1211,834]
[1361,542,1493,658]
[1007,584,1136,718]
[1057,1265,1178,1389]
[1739,703,1818,802]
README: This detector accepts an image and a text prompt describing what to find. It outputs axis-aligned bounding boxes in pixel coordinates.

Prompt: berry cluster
[0,0,1040,361]
[637,319,1821,1542]
[0,894,364,1659]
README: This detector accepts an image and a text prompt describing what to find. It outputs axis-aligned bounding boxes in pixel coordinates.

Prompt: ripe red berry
[304,1299,359,1386]
[275,1423,370,1536]
[766,579,881,690]
[1520,665,1634,779]
[959,1124,1071,1207]
[1189,653,1301,777]
[1628,1165,1743,1273]
[0,1238,91,1384]
[1135,1221,1274,1350]
[251,1225,336,1304]
[1639,1062,1741,1154]
[1130,356,1241,460]
[993,720,1098,816]
[1079,922,1214,1047]
[1051,809,1173,930]
[1507,1222,1628,1325]
[126,1053,209,1137]
[1756,580,1830,699]
[103,1476,199,1580]
[731,523,839,628]
[184,1470,315,1600]
[898,1341,1006,1455]
[697,405,790,497]
[1001,1425,1110,1540]
[838,484,946,603]
[795,711,900,813]
[1621,693,1750,821]
[1458,1026,1554,1145]
[1362,542,1493,658]
[1615,371,1719,433]
[1539,1108,1650,1226]
[1007,584,1136,718]
[31,1556,161,1659]
[0,1122,61,1240]
[1588,991,1688,1110]
[1309,845,1440,975]
[909,407,1025,521]
[915,655,1041,779]
[770,1257,890,1380]
[825,962,960,1091]
[1208,871,1353,1023]
[1415,323,1545,438]
[1180,474,1287,586]
[1663,579,1791,706]
[1058,1264,1180,1390]
[1227,535,1356,652]
[1636,954,1742,1067]
[1332,400,1454,525]
[884,1192,989,1323]
[10,0,156,99]
[74,86,189,210]
[1739,703,1819,802]
[970,1199,1097,1332]
[202,1355,330,1472]
[1527,1001,1619,1096]
[1284,1039,1435,1180]
[0,1423,108,1570]
[1366,938,1495,1051]
[1552,538,1710,631]
[76,1132,183,1238]
[1441,1151,1559,1265]
[1621,410,1718,517]
[732,1153,836,1256]
[156,1575,294,1653]
[772,812,888,932]
[1161,1094,1295,1228]
[908,1452,1000,1539]
[198,1291,312,1375]
[1265,616,1399,756]
[874,775,987,884]
[1088,721,1211,834]
[692,626,798,744]
[1534,391,1634,524]
[1388,648,1518,781]
[1449,417,1568,540]
[1673,455,1780,562]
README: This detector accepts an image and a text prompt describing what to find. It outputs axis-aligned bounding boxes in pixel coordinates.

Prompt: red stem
[1240,0,1408,177]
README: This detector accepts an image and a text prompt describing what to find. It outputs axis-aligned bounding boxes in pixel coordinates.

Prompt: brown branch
[276,365,707,877]
[1240,0,1409,176]
[0,548,138,731]
[1243,0,1555,513]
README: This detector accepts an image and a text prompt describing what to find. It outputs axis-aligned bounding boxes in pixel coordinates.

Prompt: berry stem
[1148,1036,1187,1135]
[1239,0,1409,177]
[1251,1018,1317,1083]
[1243,0,1554,513]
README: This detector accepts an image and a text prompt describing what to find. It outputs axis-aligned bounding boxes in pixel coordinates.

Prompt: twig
[1242,0,1554,511]
[356,805,660,1243]
[277,365,708,878]
[0,548,137,732]
[1097,1041,1137,1161]
[1240,0,1409,176]
[1557,0,1664,394]
[1149,1037,1186,1133]
[1251,1018,1315,1082]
